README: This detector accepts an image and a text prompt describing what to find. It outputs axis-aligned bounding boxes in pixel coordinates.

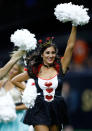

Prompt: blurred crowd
[70,39,92,72]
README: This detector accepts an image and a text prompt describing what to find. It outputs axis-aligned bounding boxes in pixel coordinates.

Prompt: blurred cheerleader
[0,58,31,131]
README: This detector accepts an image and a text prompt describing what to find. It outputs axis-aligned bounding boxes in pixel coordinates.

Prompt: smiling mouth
[48,58,54,61]
[48,60,54,63]
[48,60,52,61]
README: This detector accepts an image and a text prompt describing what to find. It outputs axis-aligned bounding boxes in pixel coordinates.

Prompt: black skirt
[23,95,69,129]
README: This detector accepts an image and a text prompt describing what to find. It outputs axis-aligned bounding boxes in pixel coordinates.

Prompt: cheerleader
[11,3,90,131]
[0,62,30,131]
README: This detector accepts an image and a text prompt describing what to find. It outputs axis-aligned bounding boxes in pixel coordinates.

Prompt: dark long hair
[26,43,61,77]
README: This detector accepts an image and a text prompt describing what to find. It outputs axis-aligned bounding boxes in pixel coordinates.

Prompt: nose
[49,53,53,57]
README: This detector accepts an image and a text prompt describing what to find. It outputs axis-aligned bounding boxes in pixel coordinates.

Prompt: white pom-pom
[22,79,37,108]
[54,2,90,26]
[10,29,37,51]
[0,91,17,122]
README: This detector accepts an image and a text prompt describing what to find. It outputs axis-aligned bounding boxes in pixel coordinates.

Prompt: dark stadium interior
[0,0,92,48]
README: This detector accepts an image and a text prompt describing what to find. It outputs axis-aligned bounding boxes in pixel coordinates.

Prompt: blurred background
[0,0,92,130]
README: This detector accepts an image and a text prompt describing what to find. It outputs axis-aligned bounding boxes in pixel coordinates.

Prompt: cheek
[53,54,56,58]
[43,54,49,59]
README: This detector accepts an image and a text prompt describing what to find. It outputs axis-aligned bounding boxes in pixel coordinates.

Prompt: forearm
[16,104,27,110]
[67,26,77,48]
[11,72,29,90]
[0,50,26,80]
[65,26,77,60]
[61,26,77,73]
[12,81,26,90]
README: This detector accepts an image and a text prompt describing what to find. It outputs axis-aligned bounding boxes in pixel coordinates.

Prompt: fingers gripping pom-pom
[54,2,90,26]
[10,29,37,51]
[22,79,37,108]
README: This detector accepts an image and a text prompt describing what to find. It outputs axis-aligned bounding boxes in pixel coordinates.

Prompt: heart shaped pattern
[45,95,53,100]
[46,88,53,93]
[45,82,52,88]
[32,82,35,86]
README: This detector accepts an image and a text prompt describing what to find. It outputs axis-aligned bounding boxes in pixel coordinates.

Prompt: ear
[41,54,43,58]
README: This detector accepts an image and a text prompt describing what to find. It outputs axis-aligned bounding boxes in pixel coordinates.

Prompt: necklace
[43,63,54,68]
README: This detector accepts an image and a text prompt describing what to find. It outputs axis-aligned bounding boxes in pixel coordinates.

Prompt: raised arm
[0,50,25,80]
[11,71,29,90]
[61,26,77,74]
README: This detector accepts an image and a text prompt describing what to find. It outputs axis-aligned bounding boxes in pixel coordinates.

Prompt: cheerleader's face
[8,64,20,79]
[42,46,56,65]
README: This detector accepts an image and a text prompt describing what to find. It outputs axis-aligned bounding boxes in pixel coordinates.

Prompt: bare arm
[16,104,27,110]
[11,71,29,90]
[61,26,77,74]
[0,50,26,80]
[0,58,19,80]
[0,80,3,88]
